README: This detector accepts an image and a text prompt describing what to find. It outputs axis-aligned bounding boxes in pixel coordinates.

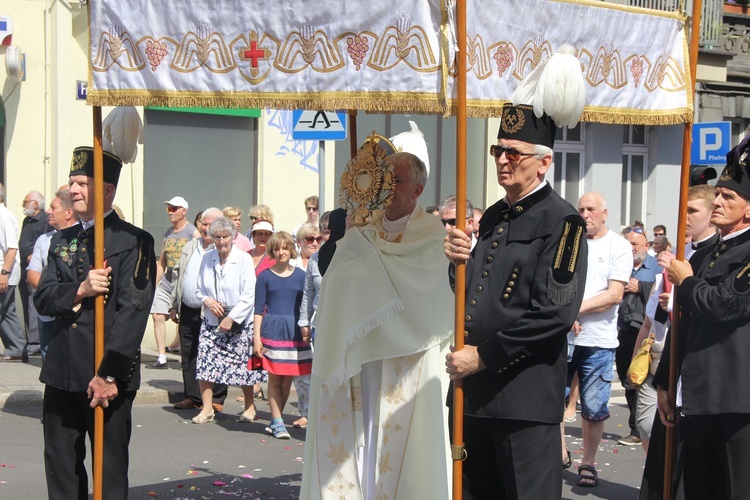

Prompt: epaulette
[547,215,585,305]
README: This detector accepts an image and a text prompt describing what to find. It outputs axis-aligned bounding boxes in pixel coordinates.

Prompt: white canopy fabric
[87,0,691,125]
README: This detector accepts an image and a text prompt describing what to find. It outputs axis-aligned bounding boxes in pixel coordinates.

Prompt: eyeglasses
[489,145,538,162]
[166,205,180,213]
[653,232,665,237]
[441,218,457,227]
[249,215,259,221]
[623,227,646,235]
[306,206,318,212]
[212,234,233,241]
[304,236,323,244]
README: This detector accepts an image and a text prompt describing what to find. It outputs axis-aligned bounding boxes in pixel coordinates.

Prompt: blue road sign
[691,122,731,165]
[292,110,347,141]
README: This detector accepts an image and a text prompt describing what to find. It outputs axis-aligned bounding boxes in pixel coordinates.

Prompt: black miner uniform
[35,211,156,499]
[450,182,587,499]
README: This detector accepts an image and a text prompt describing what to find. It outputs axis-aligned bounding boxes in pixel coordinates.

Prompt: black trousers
[179,303,227,404]
[452,412,562,500]
[43,385,135,500]
[616,326,640,438]
[681,413,750,500]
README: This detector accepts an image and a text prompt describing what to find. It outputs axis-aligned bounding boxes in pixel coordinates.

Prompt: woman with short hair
[192,217,266,424]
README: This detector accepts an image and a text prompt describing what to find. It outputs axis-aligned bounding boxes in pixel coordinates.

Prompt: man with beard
[19,190,49,356]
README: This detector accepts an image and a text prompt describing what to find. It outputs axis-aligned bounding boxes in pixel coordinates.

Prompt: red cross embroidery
[243,41,266,68]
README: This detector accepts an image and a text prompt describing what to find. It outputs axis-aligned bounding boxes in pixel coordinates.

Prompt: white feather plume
[102,106,144,164]
[511,44,586,129]
[390,121,431,178]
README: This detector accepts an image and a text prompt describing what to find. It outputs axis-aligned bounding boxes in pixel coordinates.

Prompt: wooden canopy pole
[92,106,106,500]
[451,0,468,498]
[664,0,702,497]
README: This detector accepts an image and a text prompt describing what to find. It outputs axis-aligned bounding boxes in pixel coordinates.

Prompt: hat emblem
[719,162,736,182]
[501,107,525,135]
[71,150,88,172]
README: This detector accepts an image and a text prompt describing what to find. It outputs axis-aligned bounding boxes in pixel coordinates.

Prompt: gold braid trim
[554,221,571,271]
[569,225,583,273]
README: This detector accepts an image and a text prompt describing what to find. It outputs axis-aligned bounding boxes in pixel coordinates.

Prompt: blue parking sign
[691,122,731,165]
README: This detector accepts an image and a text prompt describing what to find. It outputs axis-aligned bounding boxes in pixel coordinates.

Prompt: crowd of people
[2,123,750,499]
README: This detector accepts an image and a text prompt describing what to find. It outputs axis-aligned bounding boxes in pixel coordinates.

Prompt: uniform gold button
[79,258,84,264]
[470,300,476,306]
[491,242,498,248]
[513,268,519,273]
[709,262,714,268]
[482,271,488,278]
[104,295,109,300]
[486,256,494,263]
[464,330,469,338]
[465,315,472,321]
[503,293,509,299]
[511,273,517,279]
[81,248,86,253]
[508,281,515,287]
[713,253,720,258]
[505,287,512,293]
[477,285,483,292]
[497,228,504,234]
[71,323,77,329]
[503,214,509,221]
[78,269,83,275]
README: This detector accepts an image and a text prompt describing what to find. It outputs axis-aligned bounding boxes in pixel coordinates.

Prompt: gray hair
[533,144,554,158]
[0,184,5,202]
[209,216,237,239]
[27,191,46,210]
[201,207,223,222]
[438,194,474,219]
[389,152,427,188]
[55,189,72,211]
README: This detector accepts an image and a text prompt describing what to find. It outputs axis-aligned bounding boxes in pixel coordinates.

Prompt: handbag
[219,306,246,334]
[627,333,655,388]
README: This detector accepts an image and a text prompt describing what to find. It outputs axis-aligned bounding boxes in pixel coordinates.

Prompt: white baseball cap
[251,221,274,233]
[163,196,188,209]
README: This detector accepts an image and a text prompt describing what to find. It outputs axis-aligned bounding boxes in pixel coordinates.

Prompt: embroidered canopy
[87,0,691,125]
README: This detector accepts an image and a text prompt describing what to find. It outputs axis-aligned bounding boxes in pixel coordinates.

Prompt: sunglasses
[304,236,323,244]
[623,227,646,235]
[489,145,538,162]
[441,218,457,226]
[166,205,181,213]
[250,215,259,221]
[306,206,319,212]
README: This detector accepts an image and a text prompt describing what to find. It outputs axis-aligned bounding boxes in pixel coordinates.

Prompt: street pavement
[1,352,647,499]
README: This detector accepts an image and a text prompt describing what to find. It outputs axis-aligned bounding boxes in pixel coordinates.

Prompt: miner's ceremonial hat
[717,133,750,199]
[69,147,124,187]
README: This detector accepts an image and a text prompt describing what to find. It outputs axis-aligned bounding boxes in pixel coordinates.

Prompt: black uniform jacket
[34,212,156,393]
[450,183,587,423]
[654,230,750,415]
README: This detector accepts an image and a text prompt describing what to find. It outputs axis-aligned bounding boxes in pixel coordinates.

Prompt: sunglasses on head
[441,218,457,227]
[489,145,538,162]
[623,227,646,235]
[166,205,180,213]
[304,236,323,244]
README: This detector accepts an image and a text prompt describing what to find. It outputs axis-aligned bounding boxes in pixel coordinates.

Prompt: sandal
[236,396,245,403]
[577,464,598,487]
[292,417,308,429]
[267,421,290,439]
[238,404,257,422]
[254,388,265,400]
[562,450,571,470]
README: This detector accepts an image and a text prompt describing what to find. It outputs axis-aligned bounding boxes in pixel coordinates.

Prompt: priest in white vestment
[300,151,454,500]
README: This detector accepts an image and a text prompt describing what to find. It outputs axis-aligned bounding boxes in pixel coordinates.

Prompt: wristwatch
[105,376,116,383]
[0,269,10,276]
